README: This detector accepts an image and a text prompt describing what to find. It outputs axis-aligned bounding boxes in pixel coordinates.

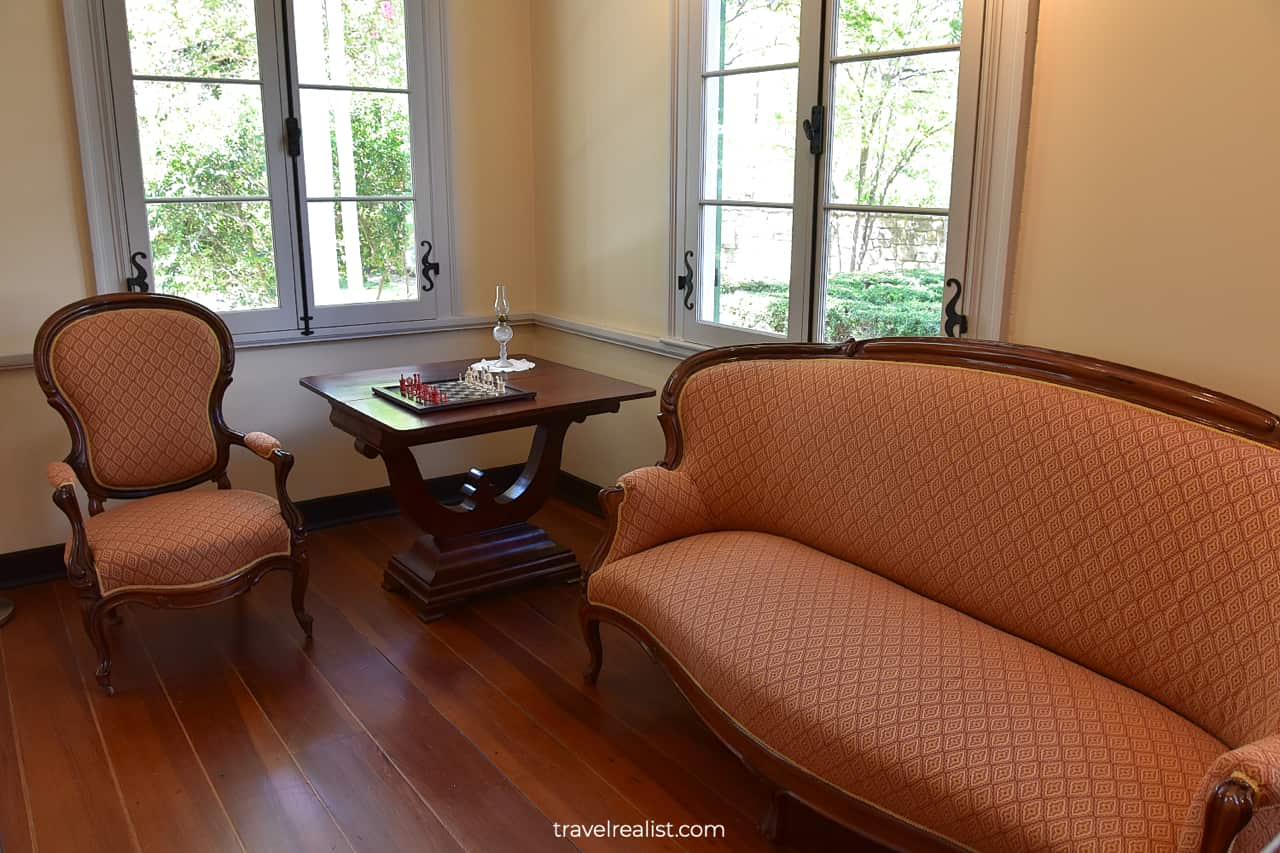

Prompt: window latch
[802,104,824,156]
[944,278,968,337]
[285,117,302,157]
[676,250,695,311]
[124,251,149,292]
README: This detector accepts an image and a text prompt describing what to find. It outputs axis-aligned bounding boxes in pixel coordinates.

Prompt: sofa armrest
[589,466,715,573]
[1182,735,1280,852]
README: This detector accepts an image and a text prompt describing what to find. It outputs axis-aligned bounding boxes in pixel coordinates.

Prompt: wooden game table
[300,356,654,621]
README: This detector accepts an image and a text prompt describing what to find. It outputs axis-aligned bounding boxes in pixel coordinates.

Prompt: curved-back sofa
[581,339,1280,852]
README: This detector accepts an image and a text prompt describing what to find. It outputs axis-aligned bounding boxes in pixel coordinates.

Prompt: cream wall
[0,0,95,358]
[1006,0,1280,413]
[0,0,538,553]
[529,0,672,336]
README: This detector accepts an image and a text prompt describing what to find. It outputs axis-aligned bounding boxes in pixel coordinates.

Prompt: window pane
[300,89,412,198]
[147,201,278,311]
[835,0,963,56]
[821,211,945,341]
[700,205,791,336]
[828,52,958,208]
[704,0,801,71]
[294,0,408,89]
[309,201,416,306]
[126,0,260,79]
[703,70,797,203]
[134,81,268,198]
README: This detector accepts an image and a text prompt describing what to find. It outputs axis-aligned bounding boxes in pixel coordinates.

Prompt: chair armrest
[589,466,715,574]
[226,430,304,535]
[243,431,282,459]
[47,461,76,489]
[1183,735,1280,852]
[47,462,95,589]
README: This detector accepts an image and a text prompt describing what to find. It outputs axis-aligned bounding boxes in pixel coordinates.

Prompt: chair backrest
[34,293,236,504]
[662,339,1280,748]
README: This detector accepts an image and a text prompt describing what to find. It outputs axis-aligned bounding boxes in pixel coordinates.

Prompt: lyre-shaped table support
[364,417,581,621]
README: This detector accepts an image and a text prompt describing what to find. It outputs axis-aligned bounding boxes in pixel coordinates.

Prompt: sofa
[581,339,1280,852]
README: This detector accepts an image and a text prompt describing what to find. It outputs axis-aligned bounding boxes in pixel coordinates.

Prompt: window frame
[670,0,1040,345]
[63,0,459,345]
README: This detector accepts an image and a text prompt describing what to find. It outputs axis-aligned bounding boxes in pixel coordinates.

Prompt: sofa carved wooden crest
[581,339,1280,852]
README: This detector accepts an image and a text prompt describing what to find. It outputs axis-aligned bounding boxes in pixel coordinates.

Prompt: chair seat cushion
[587,531,1227,851]
[71,489,291,594]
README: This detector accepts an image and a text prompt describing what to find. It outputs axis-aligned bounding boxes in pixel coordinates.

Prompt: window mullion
[270,0,314,335]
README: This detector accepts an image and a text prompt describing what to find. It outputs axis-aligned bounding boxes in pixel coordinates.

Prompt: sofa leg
[1201,775,1256,853]
[759,790,788,843]
[581,612,603,685]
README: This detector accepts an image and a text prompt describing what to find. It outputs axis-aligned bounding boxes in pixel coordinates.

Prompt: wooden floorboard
[0,499,864,852]
[307,528,675,852]
[134,599,353,853]
[2,584,138,853]
[52,583,243,853]
[0,600,34,853]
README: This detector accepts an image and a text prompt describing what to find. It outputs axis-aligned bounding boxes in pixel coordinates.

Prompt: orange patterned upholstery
[244,431,281,458]
[46,461,76,489]
[68,489,290,594]
[48,308,222,489]
[589,531,1227,851]
[592,355,1280,850]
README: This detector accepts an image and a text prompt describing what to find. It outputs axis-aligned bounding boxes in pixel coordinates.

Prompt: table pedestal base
[382,522,580,622]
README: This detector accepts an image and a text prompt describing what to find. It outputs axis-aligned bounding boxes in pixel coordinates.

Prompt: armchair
[34,293,312,695]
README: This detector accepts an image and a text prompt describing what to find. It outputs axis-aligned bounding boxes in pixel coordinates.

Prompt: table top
[300,355,655,444]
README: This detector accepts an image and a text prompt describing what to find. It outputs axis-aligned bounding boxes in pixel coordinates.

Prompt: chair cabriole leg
[83,598,114,696]
[290,555,314,639]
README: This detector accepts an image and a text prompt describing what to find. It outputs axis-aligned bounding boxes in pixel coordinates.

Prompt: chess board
[372,378,535,414]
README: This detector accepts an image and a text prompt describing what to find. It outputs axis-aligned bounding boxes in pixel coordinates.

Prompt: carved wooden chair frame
[580,337,1276,852]
[34,293,312,695]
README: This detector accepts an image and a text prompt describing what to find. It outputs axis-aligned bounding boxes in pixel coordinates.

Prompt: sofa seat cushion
[588,531,1227,852]
[70,489,291,594]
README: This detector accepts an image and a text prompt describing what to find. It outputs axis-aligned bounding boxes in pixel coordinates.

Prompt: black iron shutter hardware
[124,251,150,292]
[944,277,968,337]
[802,104,825,156]
[676,250,695,311]
[420,240,440,292]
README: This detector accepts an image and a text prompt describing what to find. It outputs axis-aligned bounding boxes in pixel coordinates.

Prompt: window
[87,0,452,339]
[673,0,1036,345]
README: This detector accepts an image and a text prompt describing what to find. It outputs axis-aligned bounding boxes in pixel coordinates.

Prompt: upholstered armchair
[34,293,312,695]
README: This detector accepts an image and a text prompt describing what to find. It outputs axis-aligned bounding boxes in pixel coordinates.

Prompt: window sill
[233,313,534,350]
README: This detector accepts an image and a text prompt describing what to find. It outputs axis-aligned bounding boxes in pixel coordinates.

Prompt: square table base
[381,522,581,622]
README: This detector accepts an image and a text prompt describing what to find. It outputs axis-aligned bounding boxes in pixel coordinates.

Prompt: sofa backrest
[666,340,1280,748]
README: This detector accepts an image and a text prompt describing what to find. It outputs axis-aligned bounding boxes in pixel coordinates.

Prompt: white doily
[471,357,536,373]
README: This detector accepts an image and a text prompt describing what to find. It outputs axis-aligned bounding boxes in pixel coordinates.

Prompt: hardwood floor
[0,500,864,852]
